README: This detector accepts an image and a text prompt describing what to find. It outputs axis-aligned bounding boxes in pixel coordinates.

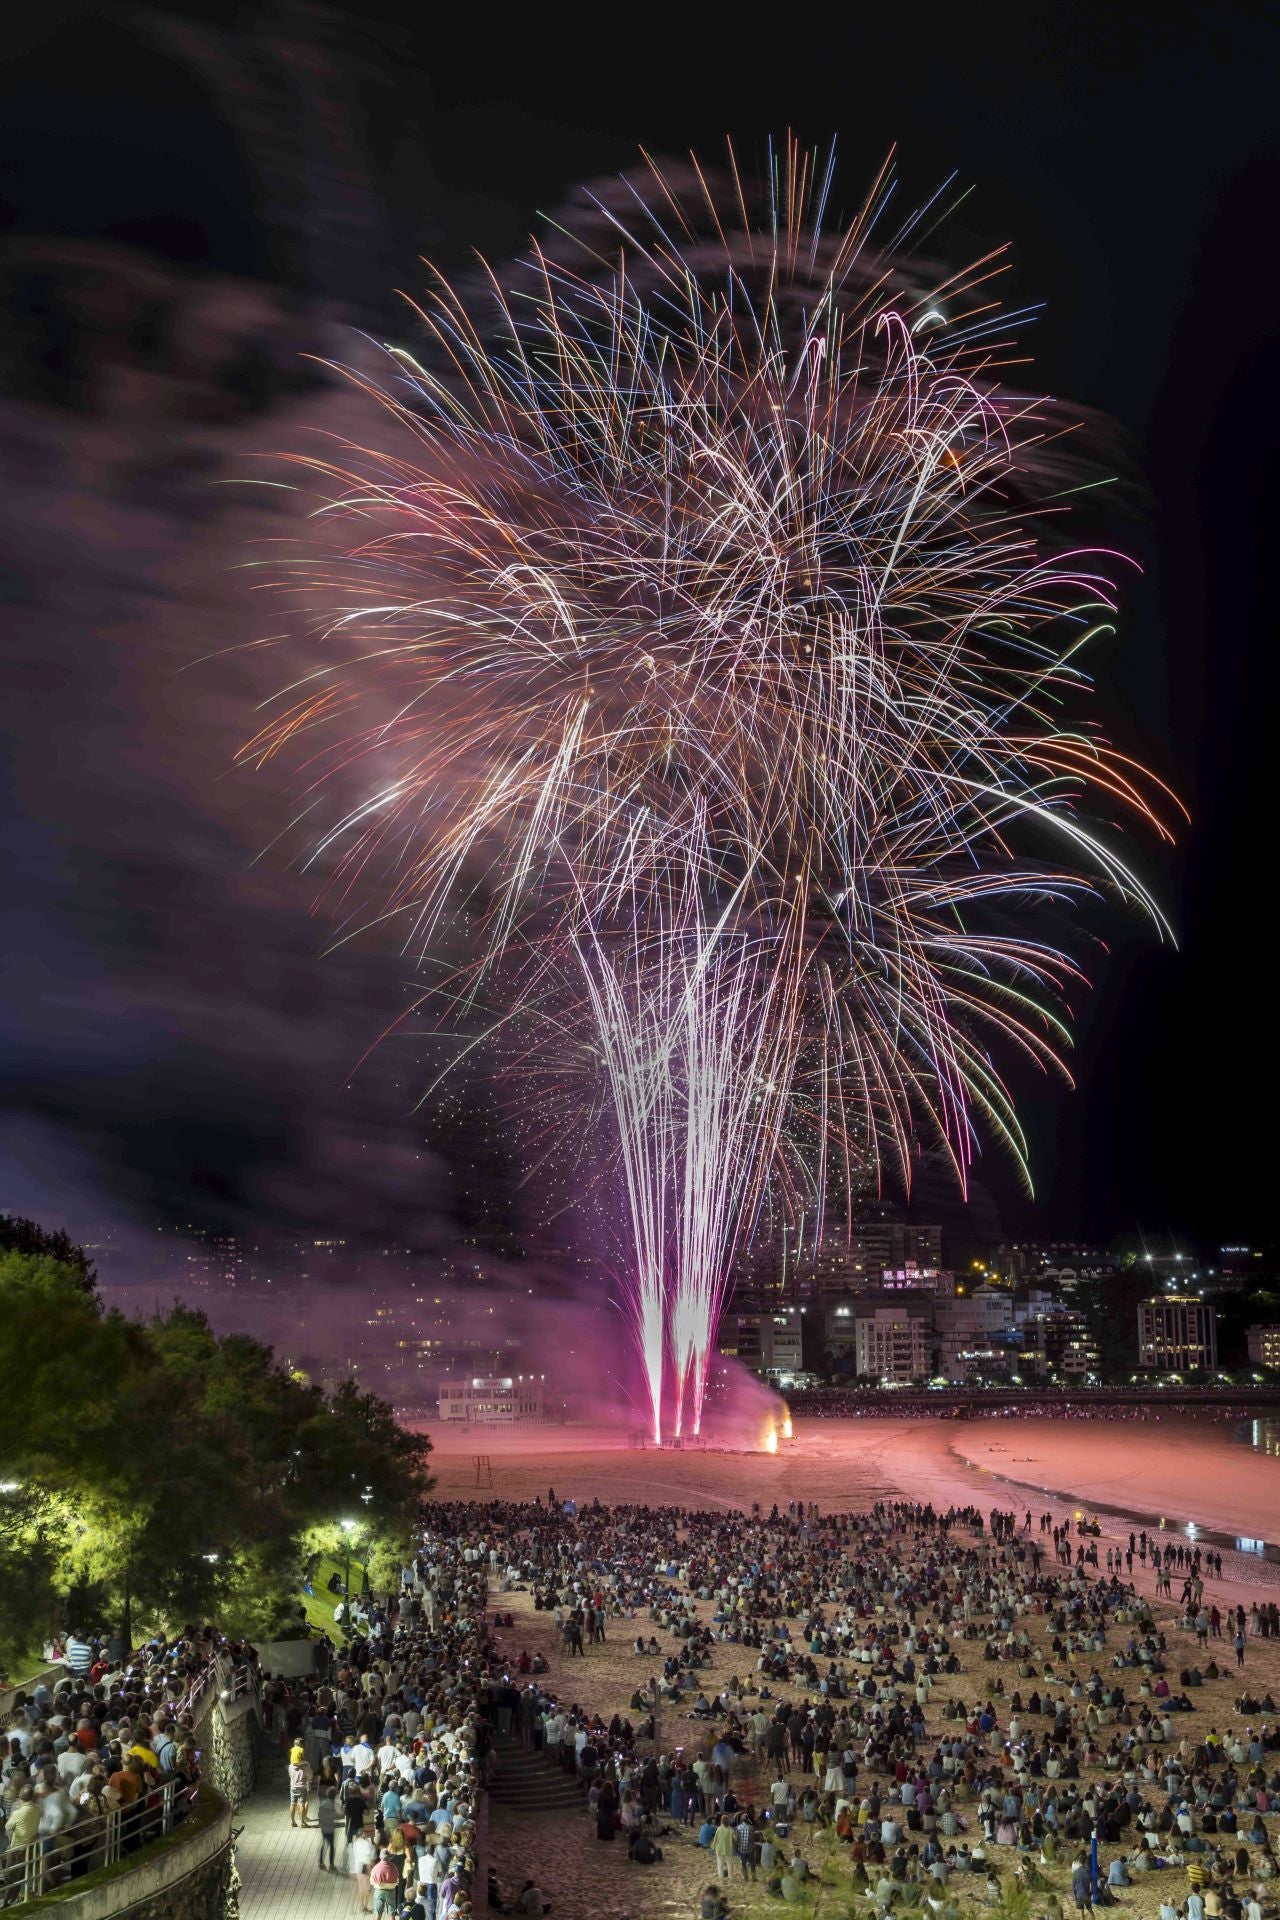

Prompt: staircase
[488,1734,586,1814]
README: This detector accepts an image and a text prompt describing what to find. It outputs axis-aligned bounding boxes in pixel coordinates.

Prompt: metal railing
[171,1658,219,1721]
[168,1650,258,1722]
[219,1659,259,1708]
[0,1777,201,1906]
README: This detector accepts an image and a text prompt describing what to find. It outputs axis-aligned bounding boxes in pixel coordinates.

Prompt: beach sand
[429,1414,1280,1573]
[425,1415,1280,1919]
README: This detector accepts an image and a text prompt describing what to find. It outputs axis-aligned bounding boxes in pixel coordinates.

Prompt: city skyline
[22,1203,1277,1411]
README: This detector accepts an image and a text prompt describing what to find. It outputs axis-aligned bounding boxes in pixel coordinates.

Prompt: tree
[1215,1286,1280,1368]
[0,1215,97,1292]
[0,1485,65,1677]
[0,1225,434,1650]
[1075,1266,1151,1381]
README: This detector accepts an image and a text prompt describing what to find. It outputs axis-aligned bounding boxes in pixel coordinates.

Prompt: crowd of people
[400,1489,1280,1919]
[264,1529,496,1919]
[0,1624,239,1897]
[786,1390,1270,1423]
[9,1479,1280,1919]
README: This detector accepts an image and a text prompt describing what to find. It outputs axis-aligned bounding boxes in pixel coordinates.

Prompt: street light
[340,1519,357,1620]
[358,1487,375,1596]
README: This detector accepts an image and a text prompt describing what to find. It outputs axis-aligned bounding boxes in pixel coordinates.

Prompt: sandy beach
[417,1413,1280,1919]
[429,1413,1280,1571]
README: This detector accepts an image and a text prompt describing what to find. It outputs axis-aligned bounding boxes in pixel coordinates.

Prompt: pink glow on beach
[425,1414,1280,1590]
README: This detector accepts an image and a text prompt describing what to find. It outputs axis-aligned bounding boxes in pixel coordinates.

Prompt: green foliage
[0,1226,433,1654]
[0,1216,97,1292]
[366,1526,415,1598]
[0,1485,64,1674]
[992,1882,1035,1920]
[1215,1285,1280,1367]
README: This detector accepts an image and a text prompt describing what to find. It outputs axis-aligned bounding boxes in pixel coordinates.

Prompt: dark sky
[1,0,1276,1253]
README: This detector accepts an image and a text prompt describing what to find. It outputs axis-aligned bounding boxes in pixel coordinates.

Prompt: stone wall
[102,1844,230,1920]
[23,1786,231,1920]
[206,1694,260,1809]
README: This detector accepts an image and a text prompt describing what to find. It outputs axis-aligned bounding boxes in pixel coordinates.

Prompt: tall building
[825,1292,935,1356]
[1137,1296,1218,1373]
[1020,1308,1099,1380]
[774,1226,865,1299]
[934,1288,1016,1382]
[1246,1325,1280,1369]
[716,1307,805,1381]
[853,1308,931,1383]
[777,1217,943,1300]
[859,1220,943,1283]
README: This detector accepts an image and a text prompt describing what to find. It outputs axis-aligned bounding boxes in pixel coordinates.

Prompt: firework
[241,137,1179,1441]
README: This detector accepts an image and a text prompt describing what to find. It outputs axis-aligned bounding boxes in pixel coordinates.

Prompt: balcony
[0,1779,230,1909]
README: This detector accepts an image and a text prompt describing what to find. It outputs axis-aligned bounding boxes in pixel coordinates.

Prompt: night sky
[1,0,1276,1254]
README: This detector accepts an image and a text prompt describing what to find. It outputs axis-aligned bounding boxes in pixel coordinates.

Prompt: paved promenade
[236,1742,353,1919]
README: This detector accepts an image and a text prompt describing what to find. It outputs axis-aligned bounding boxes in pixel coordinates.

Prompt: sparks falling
[241,137,1180,1442]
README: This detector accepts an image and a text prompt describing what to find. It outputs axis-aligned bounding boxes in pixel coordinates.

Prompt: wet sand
[950,1419,1280,1555]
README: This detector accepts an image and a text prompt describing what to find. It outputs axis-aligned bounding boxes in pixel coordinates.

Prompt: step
[491,1793,584,1810]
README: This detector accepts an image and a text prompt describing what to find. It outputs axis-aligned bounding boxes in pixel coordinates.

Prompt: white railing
[0,1777,202,1906]
[170,1650,258,1722]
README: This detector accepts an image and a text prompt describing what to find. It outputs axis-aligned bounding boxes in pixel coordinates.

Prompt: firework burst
[240,137,1180,1439]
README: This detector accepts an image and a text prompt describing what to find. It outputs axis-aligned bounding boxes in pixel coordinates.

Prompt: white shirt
[39,1790,77,1835]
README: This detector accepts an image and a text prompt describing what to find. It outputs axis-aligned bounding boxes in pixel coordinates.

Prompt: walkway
[235,1741,352,1920]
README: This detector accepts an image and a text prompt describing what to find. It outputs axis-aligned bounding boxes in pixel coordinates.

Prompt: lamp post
[340,1519,356,1625]
[359,1487,374,1596]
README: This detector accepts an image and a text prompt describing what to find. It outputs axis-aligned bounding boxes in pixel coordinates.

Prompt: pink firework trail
[239,137,1181,1444]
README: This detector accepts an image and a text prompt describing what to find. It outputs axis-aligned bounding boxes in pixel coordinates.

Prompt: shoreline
[943,1415,1280,1539]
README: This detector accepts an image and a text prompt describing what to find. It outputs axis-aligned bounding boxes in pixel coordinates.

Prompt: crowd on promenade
[263,1527,496,1918]
[0,1624,242,1897]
